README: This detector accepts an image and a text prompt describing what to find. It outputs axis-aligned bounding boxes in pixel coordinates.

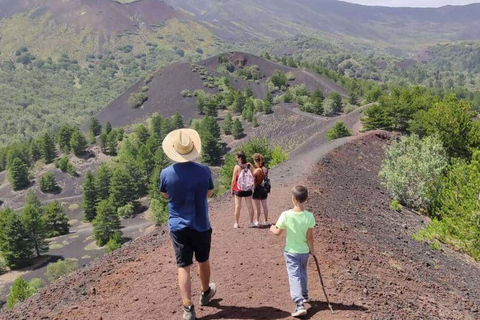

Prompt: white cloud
[342,0,480,7]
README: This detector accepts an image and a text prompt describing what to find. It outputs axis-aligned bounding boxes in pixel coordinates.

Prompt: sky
[342,0,480,7]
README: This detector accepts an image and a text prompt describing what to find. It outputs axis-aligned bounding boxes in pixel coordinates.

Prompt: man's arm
[307,228,316,257]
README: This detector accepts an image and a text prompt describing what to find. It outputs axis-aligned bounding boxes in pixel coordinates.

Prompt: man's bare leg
[198,260,210,292]
[178,266,192,306]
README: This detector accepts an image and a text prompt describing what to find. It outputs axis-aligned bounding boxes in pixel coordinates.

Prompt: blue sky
[343,0,480,7]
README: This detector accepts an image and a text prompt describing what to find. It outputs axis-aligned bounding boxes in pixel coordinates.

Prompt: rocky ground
[2,131,478,320]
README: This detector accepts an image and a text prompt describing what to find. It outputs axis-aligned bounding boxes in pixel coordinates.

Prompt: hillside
[93,52,346,128]
[163,0,480,47]
[2,130,479,319]
[0,0,217,60]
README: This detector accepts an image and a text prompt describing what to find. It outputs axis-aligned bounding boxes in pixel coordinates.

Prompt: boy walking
[270,185,315,317]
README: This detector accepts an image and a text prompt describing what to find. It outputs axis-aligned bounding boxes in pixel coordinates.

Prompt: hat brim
[162,129,202,163]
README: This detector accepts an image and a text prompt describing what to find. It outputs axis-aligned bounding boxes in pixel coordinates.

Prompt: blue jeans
[284,252,309,304]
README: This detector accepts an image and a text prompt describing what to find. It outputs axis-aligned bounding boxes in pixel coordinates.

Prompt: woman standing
[253,153,269,226]
[231,151,256,229]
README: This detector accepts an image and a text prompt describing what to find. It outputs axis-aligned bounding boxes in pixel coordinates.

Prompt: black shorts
[234,190,253,197]
[253,185,268,200]
[170,228,212,267]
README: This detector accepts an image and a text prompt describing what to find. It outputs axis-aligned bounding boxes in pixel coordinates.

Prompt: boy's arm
[307,228,315,256]
[270,224,283,236]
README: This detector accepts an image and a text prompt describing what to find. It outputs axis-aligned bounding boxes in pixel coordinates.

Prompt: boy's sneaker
[254,221,259,227]
[292,304,307,317]
[248,222,256,228]
[302,295,309,303]
[183,305,195,320]
[199,283,217,306]
[234,223,239,229]
[263,221,271,227]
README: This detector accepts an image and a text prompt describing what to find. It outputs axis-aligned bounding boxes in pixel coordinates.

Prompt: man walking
[160,128,217,320]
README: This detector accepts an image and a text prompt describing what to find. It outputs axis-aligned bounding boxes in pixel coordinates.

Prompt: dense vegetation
[365,88,480,260]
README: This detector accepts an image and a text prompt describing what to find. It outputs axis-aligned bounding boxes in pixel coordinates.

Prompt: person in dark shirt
[160,129,216,320]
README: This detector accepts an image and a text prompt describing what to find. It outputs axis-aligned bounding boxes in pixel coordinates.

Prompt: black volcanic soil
[2,131,478,320]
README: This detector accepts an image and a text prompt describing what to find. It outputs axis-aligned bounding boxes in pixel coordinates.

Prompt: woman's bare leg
[254,199,262,223]
[245,196,255,224]
[261,199,269,223]
[234,196,242,226]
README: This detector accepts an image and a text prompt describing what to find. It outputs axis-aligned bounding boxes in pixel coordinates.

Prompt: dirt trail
[2,130,479,319]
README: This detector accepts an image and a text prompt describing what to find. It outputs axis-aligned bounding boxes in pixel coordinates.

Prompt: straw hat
[162,129,202,163]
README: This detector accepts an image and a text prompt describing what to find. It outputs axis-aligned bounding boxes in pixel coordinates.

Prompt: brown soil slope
[2,131,479,320]
[94,52,346,128]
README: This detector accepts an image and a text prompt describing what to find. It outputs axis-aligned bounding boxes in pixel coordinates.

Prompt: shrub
[129,91,148,109]
[390,199,403,213]
[181,89,193,97]
[105,232,123,253]
[326,122,352,140]
[117,203,135,218]
[379,135,448,209]
[45,259,78,282]
[7,277,35,309]
[150,198,168,226]
[270,147,288,167]
[39,172,59,193]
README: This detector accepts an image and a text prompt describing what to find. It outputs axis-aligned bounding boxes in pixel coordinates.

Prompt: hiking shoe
[254,221,259,227]
[302,295,309,303]
[199,283,217,306]
[183,305,196,320]
[292,304,307,317]
[248,222,256,228]
[234,223,239,229]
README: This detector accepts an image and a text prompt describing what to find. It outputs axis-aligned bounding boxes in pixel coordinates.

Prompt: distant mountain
[0,0,217,60]
[163,0,480,47]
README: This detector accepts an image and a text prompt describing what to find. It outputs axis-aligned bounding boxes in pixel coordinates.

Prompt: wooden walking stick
[312,254,334,314]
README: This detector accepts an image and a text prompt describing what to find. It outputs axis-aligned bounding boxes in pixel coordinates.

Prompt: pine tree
[0,209,33,269]
[245,86,254,98]
[7,277,35,309]
[136,125,150,145]
[201,132,222,165]
[107,130,118,155]
[22,204,48,257]
[98,131,108,153]
[105,122,113,134]
[42,201,69,238]
[136,145,155,181]
[29,140,41,164]
[252,115,259,127]
[89,132,96,145]
[70,129,88,156]
[233,92,246,114]
[94,164,112,202]
[93,200,122,246]
[150,115,163,139]
[223,112,233,135]
[39,172,59,193]
[8,158,30,191]
[83,171,97,222]
[264,100,273,114]
[265,92,273,105]
[25,190,42,211]
[232,118,244,139]
[56,125,73,153]
[172,113,184,129]
[109,165,137,210]
[154,147,169,169]
[89,117,102,137]
[40,132,56,164]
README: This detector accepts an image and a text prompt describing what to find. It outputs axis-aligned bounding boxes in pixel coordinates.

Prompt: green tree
[172,112,184,129]
[105,232,123,253]
[70,129,88,156]
[348,91,358,106]
[136,145,155,181]
[22,204,48,257]
[232,119,244,139]
[0,209,33,269]
[93,200,122,246]
[25,190,42,211]
[265,92,273,105]
[328,92,343,113]
[98,131,108,153]
[42,201,69,238]
[56,125,74,153]
[95,164,112,202]
[7,277,35,309]
[83,171,97,222]
[40,132,56,164]
[39,172,59,193]
[105,122,112,135]
[89,117,102,137]
[29,140,42,164]
[136,125,150,145]
[150,198,168,226]
[223,112,233,135]
[150,115,163,139]
[263,100,273,114]
[107,130,118,155]
[109,165,138,210]
[326,122,352,140]
[380,135,447,209]
[252,115,259,127]
[8,158,30,190]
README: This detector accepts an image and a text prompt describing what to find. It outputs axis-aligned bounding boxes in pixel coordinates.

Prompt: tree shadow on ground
[201,299,290,319]
[303,300,368,319]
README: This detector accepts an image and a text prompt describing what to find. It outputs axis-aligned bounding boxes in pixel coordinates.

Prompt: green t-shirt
[276,210,315,254]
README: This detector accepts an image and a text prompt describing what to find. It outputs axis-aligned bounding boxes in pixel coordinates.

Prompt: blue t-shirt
[159,162,214,232]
